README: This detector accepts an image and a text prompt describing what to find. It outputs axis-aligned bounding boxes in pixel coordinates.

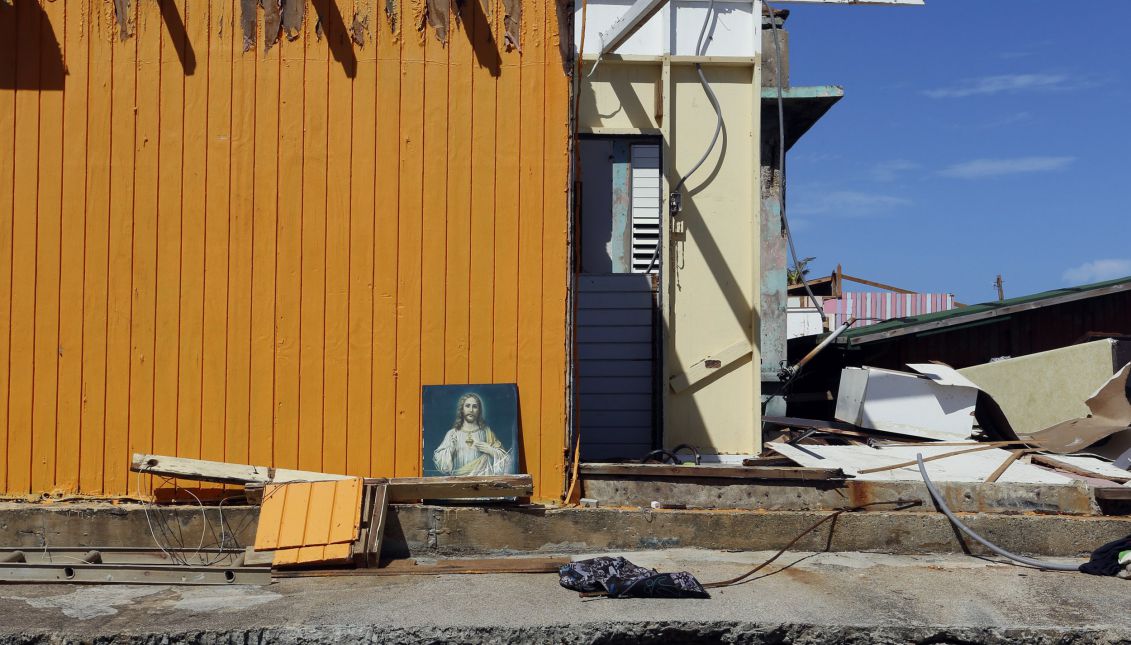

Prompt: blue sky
[778,0,1131,304]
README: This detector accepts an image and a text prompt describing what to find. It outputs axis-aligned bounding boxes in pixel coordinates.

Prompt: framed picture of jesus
[421,384,521,479]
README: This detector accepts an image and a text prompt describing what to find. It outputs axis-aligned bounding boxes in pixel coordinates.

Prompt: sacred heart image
[422,384,520,478]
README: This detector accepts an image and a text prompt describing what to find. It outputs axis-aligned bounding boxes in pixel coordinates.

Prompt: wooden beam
[597,0,666,57]
[839,273,916,295]
[669,340,752,394]
[131,453,351,485]
[364,483,389,567]
[370,475,535,502]
[984,449,1028,483]
[1093,487,1131,502]
[135,454,533,502]
[856,445,998,475]
[579,463,845,481]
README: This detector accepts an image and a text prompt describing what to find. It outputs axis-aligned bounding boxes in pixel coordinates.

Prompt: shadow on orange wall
[0,0,66,91]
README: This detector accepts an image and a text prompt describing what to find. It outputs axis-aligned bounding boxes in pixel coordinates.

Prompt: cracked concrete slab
[3,550,1131,643]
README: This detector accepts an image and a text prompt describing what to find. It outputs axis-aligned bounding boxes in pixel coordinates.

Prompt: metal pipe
[793,317,855,373]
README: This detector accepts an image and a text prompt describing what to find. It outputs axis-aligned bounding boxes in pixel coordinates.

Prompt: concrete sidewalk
[3,549,1130,643]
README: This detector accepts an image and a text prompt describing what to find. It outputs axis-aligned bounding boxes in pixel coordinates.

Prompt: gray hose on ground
[915,453,1081,572]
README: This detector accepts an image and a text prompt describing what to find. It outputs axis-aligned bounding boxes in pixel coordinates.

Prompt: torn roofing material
[1024,363,1131,455]
[838,276,1131,346]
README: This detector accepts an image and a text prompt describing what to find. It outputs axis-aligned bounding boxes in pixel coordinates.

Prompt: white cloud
[938,156,1075,179]
[1062,259,1131,285]
[923,73,1072,98]
[869,160,920,182]
[791,190,912,217]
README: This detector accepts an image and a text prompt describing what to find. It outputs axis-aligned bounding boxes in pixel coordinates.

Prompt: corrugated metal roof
[839,276,1131,346]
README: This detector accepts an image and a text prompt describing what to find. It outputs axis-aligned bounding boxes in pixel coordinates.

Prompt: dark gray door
[575,138,662,461]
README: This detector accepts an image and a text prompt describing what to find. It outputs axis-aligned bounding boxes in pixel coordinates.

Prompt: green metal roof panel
[839,275,1131,345]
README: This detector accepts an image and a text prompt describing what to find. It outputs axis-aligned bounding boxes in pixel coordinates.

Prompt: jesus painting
[431,392,514,476]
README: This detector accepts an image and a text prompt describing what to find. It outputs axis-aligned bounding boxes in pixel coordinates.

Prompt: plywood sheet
[768,442,1073,484]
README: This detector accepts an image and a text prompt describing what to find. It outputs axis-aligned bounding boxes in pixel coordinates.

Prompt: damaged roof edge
[839,276,1131,346]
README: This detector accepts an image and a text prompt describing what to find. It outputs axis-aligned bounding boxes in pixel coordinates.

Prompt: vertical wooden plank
[419,9,448,406]
[56,0,91,493]
[79,1,113,495]
[346,0,377,479]
[153,0,187,490]
[467,0,496,385]
[322,0,352,475]
[371,0,400,477]
[302,480,336,545]
[0,0,16,492]
[177,0,209,481]
[254,483,288,549]
[298,5,328,473]
[516,0,545,485]
[30,0,65,492]
[364,482,389,564]
[127,0,163,497]
[7,0,43,495]
[326,477,362,542]
[275,481,312,548]
[274,7,305,470]
[492,5,520,387]
[393,1,424,477]
[442,4,472,386]
[250,7,281,469]
[540,4,570,501]
[227,0,257,472]
[202,0,234,477]
[104,0,139,495]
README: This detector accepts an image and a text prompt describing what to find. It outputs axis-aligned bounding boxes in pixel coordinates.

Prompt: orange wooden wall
[0,0,571,500]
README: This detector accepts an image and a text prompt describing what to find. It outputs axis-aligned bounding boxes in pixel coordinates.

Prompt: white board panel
[671,1,758,57]
[768,442,1074,484]
[578,0,760,57]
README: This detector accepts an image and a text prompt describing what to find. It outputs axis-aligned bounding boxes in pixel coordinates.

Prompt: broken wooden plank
[364,483,390,567]
[132,453,352,486]
[272,556,570,578]
[856,445,999,475]
[1032,454,1131,484]
[1094,487,1131,502]
[374,475,534,502]
[578,463,845,481]
[985,449,1028,483]
[255,479,363,551]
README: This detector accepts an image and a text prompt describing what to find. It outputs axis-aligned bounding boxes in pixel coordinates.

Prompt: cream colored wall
[665,65,759,454]
[578,64,663,132]
[579,60,761,455]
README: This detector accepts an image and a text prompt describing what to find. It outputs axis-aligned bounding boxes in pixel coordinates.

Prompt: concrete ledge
[582,476,1101,515]
[3,502,1129,559]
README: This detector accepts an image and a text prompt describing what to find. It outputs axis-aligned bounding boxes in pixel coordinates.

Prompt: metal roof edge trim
[841,280,1131,346]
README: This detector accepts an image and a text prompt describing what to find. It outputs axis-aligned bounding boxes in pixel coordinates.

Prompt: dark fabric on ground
[559,557,710,599]
[1080,535,1131,576]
